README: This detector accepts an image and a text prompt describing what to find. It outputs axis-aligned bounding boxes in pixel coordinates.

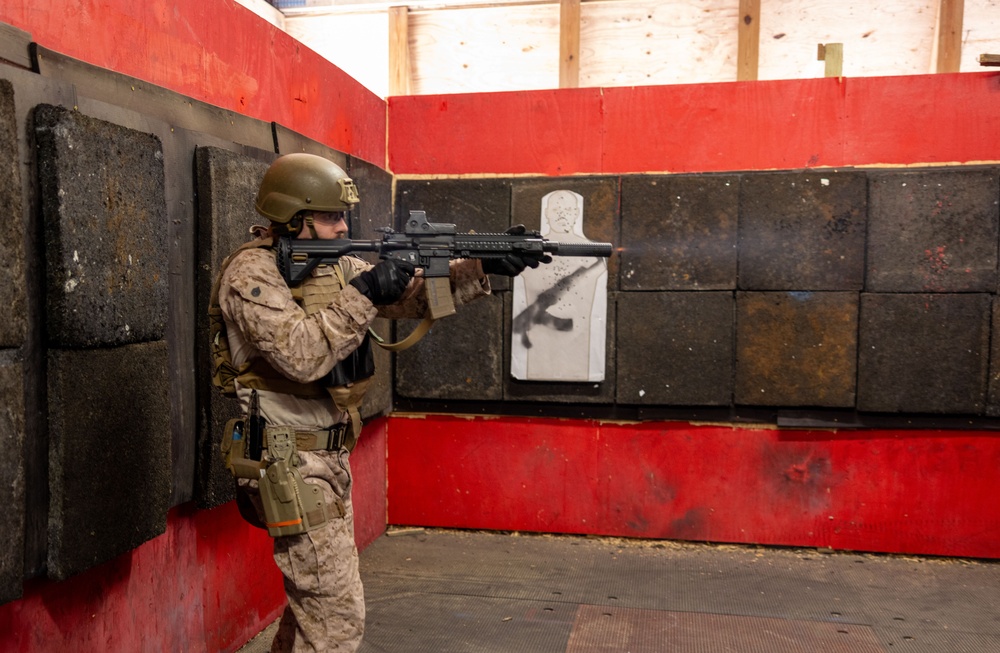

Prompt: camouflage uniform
[219,247,489,652]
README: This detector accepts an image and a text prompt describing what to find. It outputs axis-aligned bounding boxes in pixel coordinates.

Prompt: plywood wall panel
[580,0,739,86]
[963,0,1000,72]
[757,0,938,80]
[286,12,390,98]
[409,4,560,94]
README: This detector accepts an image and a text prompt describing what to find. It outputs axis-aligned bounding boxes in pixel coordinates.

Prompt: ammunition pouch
[327,378,372,452]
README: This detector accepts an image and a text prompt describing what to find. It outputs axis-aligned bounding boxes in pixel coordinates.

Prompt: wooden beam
[389,6,411,96]
[737,0,760,81]
[981,53,1000,67]
[817,42,843,78]
[935,0,965,73]
[559,0,580,88]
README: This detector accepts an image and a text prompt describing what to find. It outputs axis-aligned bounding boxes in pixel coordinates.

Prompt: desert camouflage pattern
[219,248,489,652]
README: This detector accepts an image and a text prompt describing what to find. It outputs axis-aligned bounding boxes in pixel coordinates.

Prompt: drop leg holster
[221,420,336,537]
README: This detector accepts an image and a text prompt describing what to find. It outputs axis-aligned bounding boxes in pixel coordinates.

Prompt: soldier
[211,153,544,652]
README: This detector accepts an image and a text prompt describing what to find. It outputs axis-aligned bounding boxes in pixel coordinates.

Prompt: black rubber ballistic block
[617,292,733,406]
[867,168,1000,292]
[0,351,25,604]
[990,298,1000,417]
[511,178,620,292]
[857,293,990,414]
[396,178,512,233]
[620,174,739,291]
[735,292,859,407]
[34,104,168,348]
[347,157,395,419]
[47,342,171,581]
[395,295,505,401]
[193,146,274,508]
[396,178,515,289]
[739,170,867,291]
[0,80,26,348]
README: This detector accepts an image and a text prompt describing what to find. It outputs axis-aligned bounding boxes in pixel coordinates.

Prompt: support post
[560,0,580,88]
[737,0,760,81]
[935,0,965,73]
[389,6,411,96]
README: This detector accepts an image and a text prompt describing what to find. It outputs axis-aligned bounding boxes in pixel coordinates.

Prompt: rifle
[276,210,613,320]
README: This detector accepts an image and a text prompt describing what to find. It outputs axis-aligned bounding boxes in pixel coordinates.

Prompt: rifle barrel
[545,241,614,258]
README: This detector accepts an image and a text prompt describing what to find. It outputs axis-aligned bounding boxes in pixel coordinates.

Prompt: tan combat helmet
[255,153,360,237]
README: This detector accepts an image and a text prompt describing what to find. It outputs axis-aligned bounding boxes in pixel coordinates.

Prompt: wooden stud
[737,0,760,81]
[389,6,411,96]
[817,42,843,79]
[980,53,1000,66]
[559,0,580,88]
[936,0,965,73]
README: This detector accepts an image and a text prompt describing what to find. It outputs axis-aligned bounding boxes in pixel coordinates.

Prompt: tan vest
[210,240,363,400]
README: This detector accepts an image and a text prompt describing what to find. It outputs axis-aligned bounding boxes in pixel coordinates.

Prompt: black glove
[481,225,553,277]
[350,258,416,305]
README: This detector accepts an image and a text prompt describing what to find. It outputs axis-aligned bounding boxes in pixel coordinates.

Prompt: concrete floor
[241,528,1000,652]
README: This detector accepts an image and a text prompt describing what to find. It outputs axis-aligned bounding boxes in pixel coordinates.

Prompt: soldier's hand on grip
[481,225,553,277]
[350,258,416,305]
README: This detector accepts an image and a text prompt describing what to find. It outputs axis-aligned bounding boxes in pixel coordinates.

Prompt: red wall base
[387,415,1000,560]
[0,503,282,653]
[0,417,387,653]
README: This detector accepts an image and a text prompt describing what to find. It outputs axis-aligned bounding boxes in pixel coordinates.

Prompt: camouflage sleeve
[338,257,491,320]
[221,248,379,384]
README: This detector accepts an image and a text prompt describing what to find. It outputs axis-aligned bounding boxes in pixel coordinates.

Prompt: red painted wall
[1,2,388,650]
[4,0,1000,650]
[385,73,1000,559]
[0,0,386,167]
[387,416,1000,559]
[0,417,386,653]
[389,73,1000,176]
[0,503,280,653]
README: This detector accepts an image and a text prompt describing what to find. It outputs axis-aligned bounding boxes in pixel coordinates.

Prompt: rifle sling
[330,264,434,352]
[370,316,436,353]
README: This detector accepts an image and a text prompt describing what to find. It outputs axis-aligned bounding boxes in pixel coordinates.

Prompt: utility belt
[220,391,349,538]
[265,424,350,453]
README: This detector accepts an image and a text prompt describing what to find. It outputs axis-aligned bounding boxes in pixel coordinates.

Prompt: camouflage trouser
[252,449,365,653]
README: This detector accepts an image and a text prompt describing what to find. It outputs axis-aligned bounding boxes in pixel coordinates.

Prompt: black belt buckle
[326,424,348,451]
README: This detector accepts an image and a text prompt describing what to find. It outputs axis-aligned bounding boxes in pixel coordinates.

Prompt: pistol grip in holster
[221,417,265,480]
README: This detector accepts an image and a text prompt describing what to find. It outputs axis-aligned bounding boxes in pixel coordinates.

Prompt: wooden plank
[737,0,760,81]
[817,42,843,78]
[981,53,1000,66]
[0,21,32,69]
[559,0,580,88]
[389,6,412,96]
[935,0,965,72]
